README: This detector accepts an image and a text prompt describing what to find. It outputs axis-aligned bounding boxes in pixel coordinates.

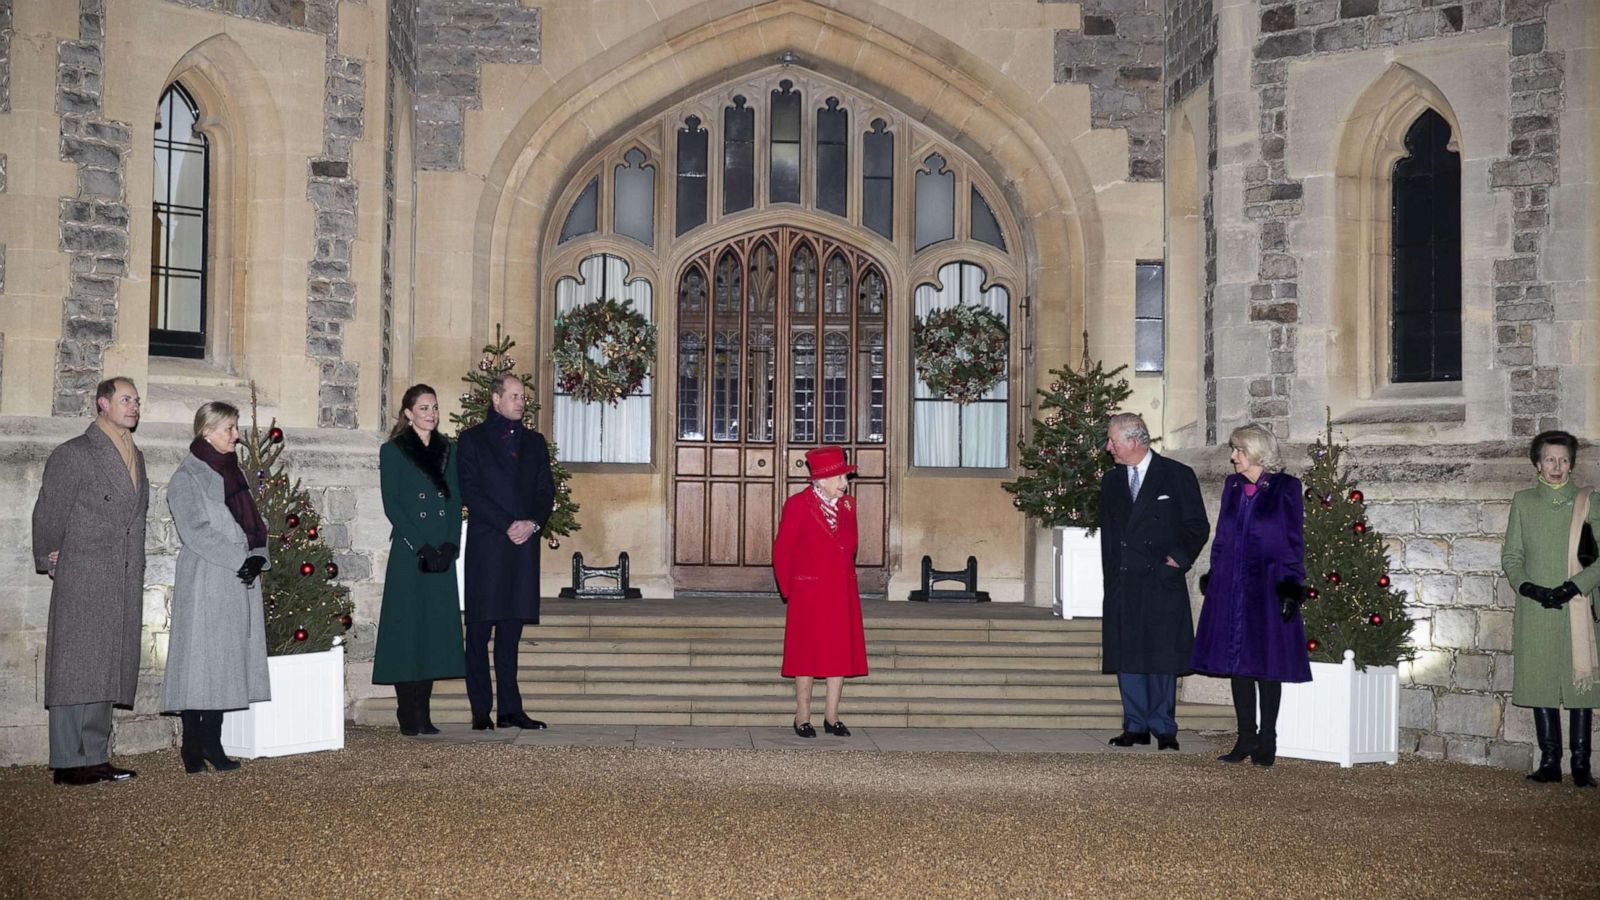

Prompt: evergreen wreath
[913,304,1010,405]
[551,297,658,405]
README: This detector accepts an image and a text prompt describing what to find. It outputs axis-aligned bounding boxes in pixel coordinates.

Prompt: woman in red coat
[774,446,869,737]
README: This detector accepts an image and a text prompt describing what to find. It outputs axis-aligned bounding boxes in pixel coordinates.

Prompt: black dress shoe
[418,722,441,736]
[92,762,137,781]
[471,715,495,731]
[1156,733,1180,751]
[52,766,111,786]
[793,721,816,738]
[823,719,851,737]
[1217,736,1259,764]
[1108,731,1151,747]
[497,712,547,730]
[399,724,420,737]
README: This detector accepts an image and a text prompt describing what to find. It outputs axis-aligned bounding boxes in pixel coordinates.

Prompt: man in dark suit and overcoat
[1098,413,1210,751]
[31,377,149,785]
[457,373,556,731]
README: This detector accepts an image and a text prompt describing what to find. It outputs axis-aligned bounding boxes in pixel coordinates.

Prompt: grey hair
[490,372,522,396]
[193,401,240,439]
[1108,413,1150,447]
[1229,423,1283,472]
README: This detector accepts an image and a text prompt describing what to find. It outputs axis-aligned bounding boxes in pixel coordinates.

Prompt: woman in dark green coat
[373,384,465,735]
[1502,430,1600,788]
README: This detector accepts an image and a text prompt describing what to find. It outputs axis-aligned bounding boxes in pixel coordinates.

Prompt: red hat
[804,445,857,479]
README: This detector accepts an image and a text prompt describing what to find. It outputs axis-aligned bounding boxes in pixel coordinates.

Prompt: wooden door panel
[708,481,742,564]
[853,482,886,567]
[743,448,774,477]
[676,446,706,476]
[674,482,705,564]
[742,482,775,565]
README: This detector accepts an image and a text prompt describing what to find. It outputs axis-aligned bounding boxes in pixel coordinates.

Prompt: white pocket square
[1157,494,1171,500]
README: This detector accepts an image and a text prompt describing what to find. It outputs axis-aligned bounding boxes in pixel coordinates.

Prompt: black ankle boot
[1217,729,1258,764]
[1527,707,1562,783]
[200,711,241,772]
[1251,732,1277,768]
[417,681,439,736]
[395,683,420,737]
[1571,709,1594,788]
[179,711,206,774]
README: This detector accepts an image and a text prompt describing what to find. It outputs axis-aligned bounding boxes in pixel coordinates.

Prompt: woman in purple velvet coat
[1191,424,1311,768]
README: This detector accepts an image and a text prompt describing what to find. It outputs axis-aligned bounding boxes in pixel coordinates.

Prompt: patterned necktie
[1129,465,1142,502]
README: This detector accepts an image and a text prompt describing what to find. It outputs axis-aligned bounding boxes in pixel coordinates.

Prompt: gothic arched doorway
[671,226,889,593]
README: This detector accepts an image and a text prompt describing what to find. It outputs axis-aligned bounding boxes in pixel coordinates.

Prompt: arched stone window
[150,83,209,359]
[912,261,1009,468]
[1390,109,1460,383]
[551,253,653,463]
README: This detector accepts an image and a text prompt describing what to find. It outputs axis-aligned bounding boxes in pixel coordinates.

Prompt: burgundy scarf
[190,437,269,550]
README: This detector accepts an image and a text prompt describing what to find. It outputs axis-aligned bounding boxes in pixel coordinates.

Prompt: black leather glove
[416,543,441,574]
[1545,581,1582,608]
[1520,582,1554,606]
[1198,573,1210,594]
[438,542,459,561]
[237,555,267,587]
[1276,579,1306,622]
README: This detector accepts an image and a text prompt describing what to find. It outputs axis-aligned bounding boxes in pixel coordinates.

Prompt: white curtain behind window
[912,261,1007,468]
[553,254,653,463]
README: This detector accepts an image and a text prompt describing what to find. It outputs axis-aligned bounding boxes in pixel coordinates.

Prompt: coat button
[418,492,427,499]
[419,511,428,518]
[439,509,447,517]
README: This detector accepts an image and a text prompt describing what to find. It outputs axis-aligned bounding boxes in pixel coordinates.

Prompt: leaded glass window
[1134,261,1164,374]
[863,119,894,240]
[150,83,209,359]
[913,261,1008,468]
[560,177,599,243]
[915,154,954,251]
[816,98,848,217]
[724,97,755,215]
[1392,109,1462,383]
[677,267,707,440]
[613,149,655,247]
[676,116,708,236]
[971,188,1006,252]
[769,81,801,204]
[552,254,654,463]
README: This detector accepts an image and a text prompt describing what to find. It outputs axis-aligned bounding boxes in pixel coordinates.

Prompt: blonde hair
[192,401,240,439]
[1229,423,1283,472]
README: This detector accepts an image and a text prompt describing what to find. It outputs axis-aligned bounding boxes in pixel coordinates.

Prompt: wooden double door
[672,226,890,593]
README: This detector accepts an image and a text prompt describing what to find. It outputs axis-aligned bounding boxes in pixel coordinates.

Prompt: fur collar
[394,428,450,497]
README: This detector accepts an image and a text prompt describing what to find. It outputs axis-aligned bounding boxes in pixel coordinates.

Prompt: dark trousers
[465,620,524,718]
[1116,673,1177,735]
[48,701,113,769]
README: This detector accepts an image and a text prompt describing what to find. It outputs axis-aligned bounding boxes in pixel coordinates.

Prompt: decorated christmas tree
[1002,335,1131,533]
[240,389,353,656]
[450,324,581,544]
[1300,415,1414,668]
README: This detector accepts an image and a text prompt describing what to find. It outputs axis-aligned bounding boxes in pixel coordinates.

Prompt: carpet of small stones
[2,727,1597,899]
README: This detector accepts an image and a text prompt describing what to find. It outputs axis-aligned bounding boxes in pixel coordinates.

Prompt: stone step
[352,695,1233,730]
[403,669,1123,701]
[537,614,1102,634]
[524,639,1099,658]
[512,651,1105,672]
[535,624,1091,644]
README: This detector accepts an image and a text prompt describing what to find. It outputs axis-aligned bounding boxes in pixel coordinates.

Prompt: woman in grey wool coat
[161,401,271,773]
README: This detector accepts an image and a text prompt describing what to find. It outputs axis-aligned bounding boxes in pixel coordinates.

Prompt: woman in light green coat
[1501,430,1600,788]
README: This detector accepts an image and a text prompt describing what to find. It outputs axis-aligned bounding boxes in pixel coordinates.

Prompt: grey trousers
[48,701,113,769]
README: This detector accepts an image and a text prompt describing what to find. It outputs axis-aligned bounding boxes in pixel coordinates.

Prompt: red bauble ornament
[1369,613,1384,626]
[337,614,353,629]
[299,562,315,576]
[1307,639,1320,652]
[286,513,300,529]
[1326,571,1342,585]
[269,427,285,444]
[293,628,308,642]
[325,562,339,578]
[307,526,319,541]
[1378,574,1391,588]
[1306,588,1320,600]
[1352,521,1367,534]
[1348,489,1363,503]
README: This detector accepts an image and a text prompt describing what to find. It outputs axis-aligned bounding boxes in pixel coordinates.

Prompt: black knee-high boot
[1252,680,1283,768]
[1571,709,1594,788]
[201,711,241,771]
[1218,677,1259,763]
[1528,707,1562,783]
[416,681,439,735]
[395,683,420,736]
[179,711,206,774]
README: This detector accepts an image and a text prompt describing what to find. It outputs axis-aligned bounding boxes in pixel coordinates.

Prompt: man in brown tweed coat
[31,377,149,786]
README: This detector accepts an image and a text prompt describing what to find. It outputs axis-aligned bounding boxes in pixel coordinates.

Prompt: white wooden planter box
[1272,649,1399,767]
[1052,526,1103,619]
[221,644,345,759]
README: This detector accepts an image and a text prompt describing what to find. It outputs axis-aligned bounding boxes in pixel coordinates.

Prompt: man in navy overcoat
[1098,413,1211,751]
[457,374,556,731]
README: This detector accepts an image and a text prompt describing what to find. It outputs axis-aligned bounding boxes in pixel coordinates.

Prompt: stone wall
[0,420,385,766]
[1052,0,1166,180]
[1166,0,1216,105]
[413,0,539,171]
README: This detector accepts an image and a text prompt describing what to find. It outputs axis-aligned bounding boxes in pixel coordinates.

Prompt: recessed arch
[1331,63,1466,411]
